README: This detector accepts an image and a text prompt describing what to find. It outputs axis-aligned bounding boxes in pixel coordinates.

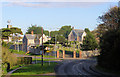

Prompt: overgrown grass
[12,62,57,75]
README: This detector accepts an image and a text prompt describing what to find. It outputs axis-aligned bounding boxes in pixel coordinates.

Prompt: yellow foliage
[2,47,17,68]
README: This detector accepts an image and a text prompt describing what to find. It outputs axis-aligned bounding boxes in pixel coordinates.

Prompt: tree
[59,26,72,39]
[2,27,23,39]
[57,35,67,44]
[26,25,49,36]
[82,28,98,50]
[97,6,120,71]
[84,28,90,33]
[10,27,23,35]
[2,28,12,39]
[99,6,119,30]
[49,25,72,45]
[50,31,59,38]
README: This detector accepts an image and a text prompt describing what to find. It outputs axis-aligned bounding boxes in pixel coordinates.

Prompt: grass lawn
[9,49,26,55]
[11,62,57,75]
[30,55,55,58]
[32,58,61,61]
[7,64,26,72]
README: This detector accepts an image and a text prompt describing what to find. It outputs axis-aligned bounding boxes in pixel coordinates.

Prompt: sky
[1,2,118,34]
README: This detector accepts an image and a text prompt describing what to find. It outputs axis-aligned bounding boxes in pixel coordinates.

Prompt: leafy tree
[97,6,120,71]
[26,26,42,34]
[50,31,59,38]
[98,29,120,70]
[26,25,49,35]
[59,26,72,39]
[2,28,12,39]
[82,28,98,50]
[56,35,67,44]
[2,27,23,39]
[10,27,23,35]
[44,30,49,36]
[84,28,90,33]
[49,25,72,45]
[99,6,119,30]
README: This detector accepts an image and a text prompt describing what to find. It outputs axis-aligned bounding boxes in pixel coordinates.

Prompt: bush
[2,41,13,48]
[2,47,17,69]
[17,57,32,64]
[2,63,9,74]
[2,47,21,74]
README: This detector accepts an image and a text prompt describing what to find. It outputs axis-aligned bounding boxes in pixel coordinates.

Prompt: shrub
[2,47,17,74]
[2,41,13,48]
[2,47,17,67]
[17,57,32,64]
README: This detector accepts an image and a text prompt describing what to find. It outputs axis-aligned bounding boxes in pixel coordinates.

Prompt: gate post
[79,51,82,58]
[15,44,16,50]
[73,51,76,58]
[57,50,59,58]
[63,50,65,58]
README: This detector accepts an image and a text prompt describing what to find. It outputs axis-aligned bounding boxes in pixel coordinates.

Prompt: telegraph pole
[118,1,120,29]
[41,27,43,66]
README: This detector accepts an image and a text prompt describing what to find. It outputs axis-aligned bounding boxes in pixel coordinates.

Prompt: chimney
[31,31,33,35]
[72,27,74,30]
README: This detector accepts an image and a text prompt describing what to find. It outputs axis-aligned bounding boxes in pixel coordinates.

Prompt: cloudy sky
[1,1,118,34]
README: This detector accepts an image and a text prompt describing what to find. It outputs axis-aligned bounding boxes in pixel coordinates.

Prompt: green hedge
[17,57,32,64]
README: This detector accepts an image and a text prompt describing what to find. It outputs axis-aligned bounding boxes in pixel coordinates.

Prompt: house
[68,28,86,43]
[22,31,49,53]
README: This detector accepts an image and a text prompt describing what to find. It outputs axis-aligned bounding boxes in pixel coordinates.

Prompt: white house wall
[28,39,34,45]
[82,32,86,42]
[39,34,48,45]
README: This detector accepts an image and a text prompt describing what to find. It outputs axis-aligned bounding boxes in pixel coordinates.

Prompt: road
[55,58,119,77]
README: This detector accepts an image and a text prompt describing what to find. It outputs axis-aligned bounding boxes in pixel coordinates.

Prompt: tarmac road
[55,58,119,77]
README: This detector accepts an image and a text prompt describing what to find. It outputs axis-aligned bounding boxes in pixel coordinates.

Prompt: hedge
[17,57,32,64]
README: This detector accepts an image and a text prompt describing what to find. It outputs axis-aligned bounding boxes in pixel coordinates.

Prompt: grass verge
[7,64,25,72]
[11,62,57,75]
[32,58,61,61]
[9,49,26,55]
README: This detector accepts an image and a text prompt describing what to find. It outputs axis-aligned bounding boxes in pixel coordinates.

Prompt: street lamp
[49,30,51,66]
[41,27,44,66]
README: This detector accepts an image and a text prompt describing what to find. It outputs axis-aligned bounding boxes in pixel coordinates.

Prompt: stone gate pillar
[73,51,76,58]
[79,51,82,58]
[57,50,59,58]
[63,50,65,58]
